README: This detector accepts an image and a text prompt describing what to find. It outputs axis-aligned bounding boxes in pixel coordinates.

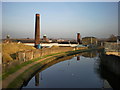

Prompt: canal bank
[96,54,120,90]
[22,49,105,88]
[2,47,103,89]
[104,42,120,56]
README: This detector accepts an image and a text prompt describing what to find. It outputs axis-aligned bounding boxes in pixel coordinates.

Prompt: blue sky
[2,2,118,39]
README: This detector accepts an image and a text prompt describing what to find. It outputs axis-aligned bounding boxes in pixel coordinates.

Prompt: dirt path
[2,53,64,88]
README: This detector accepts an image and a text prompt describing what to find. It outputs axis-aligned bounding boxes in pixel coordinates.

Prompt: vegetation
[2,45,102,80]
[2,52,63,80]
[2,43,102,77]
[2,43,36,63]
[7,47,103,88]
[7,57,54,88]
[2,42,103,88]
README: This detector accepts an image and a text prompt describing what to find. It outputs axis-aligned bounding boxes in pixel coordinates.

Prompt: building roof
[43,34,47,37]
[82,37,97,39]
[117,36,120,39]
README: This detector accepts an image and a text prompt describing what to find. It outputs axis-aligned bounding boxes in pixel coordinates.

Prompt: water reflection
[81,51,98,58]
[22,50,119,89]
[35,73,39,86]
[96,54,120,90]
[73,50,99,59]
[77,56,80,61]
[22,50,102,88]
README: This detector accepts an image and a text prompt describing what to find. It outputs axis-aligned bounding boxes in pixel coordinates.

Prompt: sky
[2,2,118,39]
[1,0,120,2]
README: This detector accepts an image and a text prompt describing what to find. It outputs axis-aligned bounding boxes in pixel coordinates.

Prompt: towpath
[2,53,64,88]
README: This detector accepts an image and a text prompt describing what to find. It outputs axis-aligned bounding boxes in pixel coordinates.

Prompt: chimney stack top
[36,14,40,16]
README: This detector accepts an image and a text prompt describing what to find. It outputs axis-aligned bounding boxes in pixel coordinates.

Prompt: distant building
[117,36,120,43]
[6,35,10,39]
[3,35,12,43]
[48,39,52,43]
[108,35,117,42]
[43,34,47,41]
[77,33,81,44]
[57,39,65,42]
[42,34,49,42]
[82,37,98,46]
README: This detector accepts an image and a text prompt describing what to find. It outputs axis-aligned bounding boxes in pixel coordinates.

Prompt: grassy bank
[7,54,63,88]
[2,43,36,63]
[2,52,64,80]
[5,47,103,88]
[2,47,99,79]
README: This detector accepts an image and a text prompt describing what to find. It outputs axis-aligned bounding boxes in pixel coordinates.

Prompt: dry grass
[2,43,36,63]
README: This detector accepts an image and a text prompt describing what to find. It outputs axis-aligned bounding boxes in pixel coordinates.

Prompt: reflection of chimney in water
[35,73,39,86]
[77,56,80,61]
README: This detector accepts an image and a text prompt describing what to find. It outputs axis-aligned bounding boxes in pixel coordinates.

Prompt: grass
[2,47,103,80]
[6,47,104,88]
[2,52,64,80]
[7,53,66,88]
[7,62,44,88]
[7,51,77,88]
[2,46,104,88]
[2,46,104,80]
[2,43,36,63]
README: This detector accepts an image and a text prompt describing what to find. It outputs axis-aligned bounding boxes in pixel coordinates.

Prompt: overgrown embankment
[2,43,84,80]
[3,52,66,88]
[2,43,76,75]
[3,49,103,89]
[2,43,35,63]
[2,43,102,88]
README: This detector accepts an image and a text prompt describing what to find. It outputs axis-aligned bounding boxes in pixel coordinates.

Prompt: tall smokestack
[35,14,40,48]
[77,33,81,44]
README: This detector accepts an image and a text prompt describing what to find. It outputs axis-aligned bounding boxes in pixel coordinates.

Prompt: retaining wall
[17,47,74,62]
[2,47,87,72]
[104,42,120,52]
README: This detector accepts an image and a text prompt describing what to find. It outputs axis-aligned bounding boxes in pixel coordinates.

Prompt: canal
[22,50,120,89]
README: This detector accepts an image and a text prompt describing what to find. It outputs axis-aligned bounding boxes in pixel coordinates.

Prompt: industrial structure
[42,34,49,42]
[77,33,81,44]
[43,34,47,41]
[82,37,98,46]
[35,14,40,49]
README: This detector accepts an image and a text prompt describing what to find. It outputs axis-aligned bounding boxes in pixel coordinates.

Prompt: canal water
[22,50,119,89]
